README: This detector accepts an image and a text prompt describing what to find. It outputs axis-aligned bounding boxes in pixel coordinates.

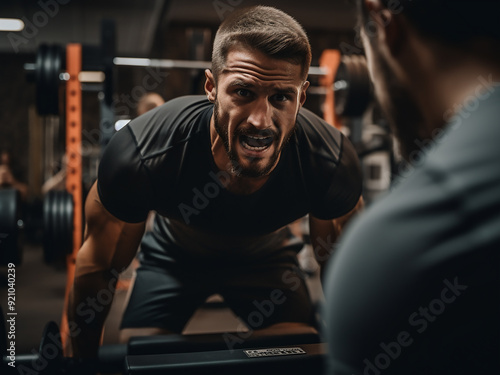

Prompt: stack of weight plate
[43,190,74,264]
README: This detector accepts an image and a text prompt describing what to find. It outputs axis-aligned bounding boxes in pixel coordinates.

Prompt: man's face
[210,45,308,178]
[361,24,426,161]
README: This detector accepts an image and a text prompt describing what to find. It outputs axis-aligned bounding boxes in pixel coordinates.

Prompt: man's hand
[68,182,145,359]
[0,164,15,186]
[309,196,364,280]
[0,164,28,199]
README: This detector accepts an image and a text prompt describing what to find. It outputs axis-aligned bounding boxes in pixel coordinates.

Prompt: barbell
[0,189,73,266]
[1,306,325,375]
[26,43,372,118]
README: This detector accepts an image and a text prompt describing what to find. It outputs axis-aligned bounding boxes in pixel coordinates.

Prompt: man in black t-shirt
[69,6,363,359]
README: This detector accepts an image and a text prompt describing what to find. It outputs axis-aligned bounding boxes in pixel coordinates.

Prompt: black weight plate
[36,44,61,115]
[349,56,371,116]
[42,191,50,262]
[334,55,372,117]
[54,191,63,259]
[52,191,62,261]
[42,190,51,262]
[58,190,71,256]
[43,191,56,263]
[62,192,74,255]
[344,56,364,117]
[333,58,350,116]
[0,189,22,265]
[43,191,74,263]
[50,45,62,116]
[36,44,49,115]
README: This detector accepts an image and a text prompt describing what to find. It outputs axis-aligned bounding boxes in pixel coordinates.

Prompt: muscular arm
[309,196,364,281]
[68,182,145,358]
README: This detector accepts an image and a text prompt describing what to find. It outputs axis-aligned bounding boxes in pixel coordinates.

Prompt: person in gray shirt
[323,1,500,374]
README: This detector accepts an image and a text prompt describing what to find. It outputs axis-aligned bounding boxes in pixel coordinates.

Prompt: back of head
[212,6,312,81]
[1,150,11,166]
[359,0,500,58]
[137,93,165,117]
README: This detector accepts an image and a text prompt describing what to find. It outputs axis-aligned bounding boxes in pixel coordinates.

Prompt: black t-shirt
[98,96,361,258]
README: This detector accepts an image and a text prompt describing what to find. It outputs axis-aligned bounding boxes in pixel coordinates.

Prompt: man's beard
[372,47,427,162]
[213,99,295,178]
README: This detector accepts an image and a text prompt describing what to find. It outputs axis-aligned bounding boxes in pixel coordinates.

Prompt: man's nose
[247,97,273,130]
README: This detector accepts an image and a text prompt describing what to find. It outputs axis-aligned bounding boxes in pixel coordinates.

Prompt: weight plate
[49,45,62,116]
[43,190,74,264]
[43,191,53,263]
[334,55,372,117]
[333,58,350,116]
[36,44,62,115]
[0,189,22,265]
[54,191,62,259]
[63,192,74,255]
[36,44,49,115]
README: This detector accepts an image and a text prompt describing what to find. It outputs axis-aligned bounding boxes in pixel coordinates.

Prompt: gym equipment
[27,44,330,116]
[27,23,371,120]
[124,343,325,374]
[35,44,64,116]
[43,190,74,264]
[24,18,338,118]
[0,189,74,266]
[1,306,325,375]
[0,189,22,266]
[334,54,372,117]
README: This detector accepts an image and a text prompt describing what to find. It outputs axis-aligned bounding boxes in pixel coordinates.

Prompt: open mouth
[239,134,274,151]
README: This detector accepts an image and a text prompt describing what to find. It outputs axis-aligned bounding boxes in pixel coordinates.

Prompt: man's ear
[364,0,406,57]
[299,81,310,107]
[204,69,217,102]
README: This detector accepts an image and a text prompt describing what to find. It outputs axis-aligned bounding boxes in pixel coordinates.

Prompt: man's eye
[273,94,289,102]
[236,89,251,97]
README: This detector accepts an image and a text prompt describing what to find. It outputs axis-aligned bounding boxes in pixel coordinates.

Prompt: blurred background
[0,0,397,355]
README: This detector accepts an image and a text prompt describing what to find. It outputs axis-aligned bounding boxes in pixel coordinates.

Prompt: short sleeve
[310,134,362,219]
[97,125,151,223]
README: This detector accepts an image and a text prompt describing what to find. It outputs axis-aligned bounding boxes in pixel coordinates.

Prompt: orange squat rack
[61,43,83,352]
[319,49,342,129]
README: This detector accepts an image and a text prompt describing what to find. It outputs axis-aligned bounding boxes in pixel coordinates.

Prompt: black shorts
[120,245,314,333]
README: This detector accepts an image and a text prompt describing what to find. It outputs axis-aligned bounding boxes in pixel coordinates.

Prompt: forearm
[312,227,340,282]
[68,263,118,358]
[310,197,364,281]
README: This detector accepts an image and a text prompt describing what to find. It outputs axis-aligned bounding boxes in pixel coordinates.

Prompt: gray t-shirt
[324,86,500,374]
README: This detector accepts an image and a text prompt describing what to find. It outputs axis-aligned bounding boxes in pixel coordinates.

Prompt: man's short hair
[211,6,312,82]
[358,0,500,46]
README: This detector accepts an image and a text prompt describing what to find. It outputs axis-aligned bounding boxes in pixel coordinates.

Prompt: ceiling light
[0,18,24,32]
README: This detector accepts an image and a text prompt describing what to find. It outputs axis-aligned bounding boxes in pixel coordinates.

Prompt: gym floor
[0,242,323,352]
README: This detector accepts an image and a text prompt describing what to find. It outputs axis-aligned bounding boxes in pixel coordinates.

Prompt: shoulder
[295,107,343,163]
[294,107,362,218]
